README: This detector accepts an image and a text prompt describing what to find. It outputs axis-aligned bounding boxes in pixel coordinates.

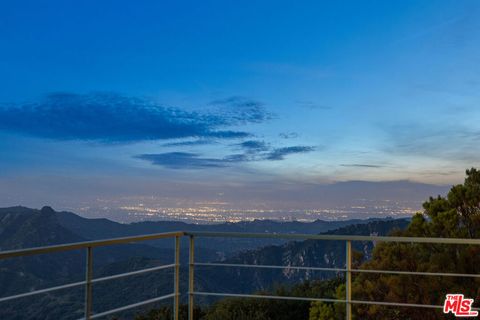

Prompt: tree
[136,169,480,320]
[352,168,480,319]
[134,305,205,320]
[309,284,345,320]
[309,302,334,320]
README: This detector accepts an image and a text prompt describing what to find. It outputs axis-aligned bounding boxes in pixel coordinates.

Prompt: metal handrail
[1,230,480,320]
[194,262,346,272]
[194,262,480,278]
[0,231,185,259]
[185,230,480,245]
[0,231,184,320]
[185,231,480,320]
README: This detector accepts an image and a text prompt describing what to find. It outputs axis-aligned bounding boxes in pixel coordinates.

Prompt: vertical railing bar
[188,235,195,320]
[173,236,180,320]
[84,246,93,320]
[346,240,352,320]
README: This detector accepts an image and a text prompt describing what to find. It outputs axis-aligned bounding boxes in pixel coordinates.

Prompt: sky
[0,1,479,217]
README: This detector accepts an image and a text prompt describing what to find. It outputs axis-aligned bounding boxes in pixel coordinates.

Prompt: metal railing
[1,231,480,319]
[185,231,480,320]
[0,231,185,320]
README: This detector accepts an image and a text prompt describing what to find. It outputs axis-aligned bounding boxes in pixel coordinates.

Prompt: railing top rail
[185,231,480,245]
[0,231,184,260]
[3,230,480,261]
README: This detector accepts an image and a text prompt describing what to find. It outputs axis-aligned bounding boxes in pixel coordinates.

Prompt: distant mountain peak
[40,206,55,215]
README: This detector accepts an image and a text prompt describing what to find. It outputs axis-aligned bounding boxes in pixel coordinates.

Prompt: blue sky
[0,1,479,212]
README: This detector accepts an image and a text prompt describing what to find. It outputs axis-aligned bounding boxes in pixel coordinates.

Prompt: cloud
[340,164,385,168]
[236,141,315,159]
[137,145,316,169]
[209,96,273,124]
[265,146,315,161]
[237,144,316,162]
[0,92,270,143]
[392,15,469,46]
[381,123,480,162]
[237,140,269,152]
[162,140,217,147]
[223,153,251,162]
[136,152,253,169]
[279,132,299,139]
[135,152,228,169]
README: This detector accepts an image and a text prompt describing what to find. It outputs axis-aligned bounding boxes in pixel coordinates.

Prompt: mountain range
[0,206,409,319]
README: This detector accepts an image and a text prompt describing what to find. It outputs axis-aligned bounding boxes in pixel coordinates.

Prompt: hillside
[0,206,409,319]
[197,219,410,295]
[2,205,399,255]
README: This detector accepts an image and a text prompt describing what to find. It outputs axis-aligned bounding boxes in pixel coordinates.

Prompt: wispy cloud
[264,146,316,161]
[279,132,299,139]
[340,164,385,168]
[381,123,480,162]
[162,140,216,147]
[209,96,273,124]
[135,152,228,169]
[237,140,269,153]
[137,145,316,169]
[392,16,466,46]
[0,93,270,143]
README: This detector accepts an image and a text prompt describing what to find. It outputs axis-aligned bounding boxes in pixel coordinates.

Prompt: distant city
[1,179,448,224]
[69,198,418,223]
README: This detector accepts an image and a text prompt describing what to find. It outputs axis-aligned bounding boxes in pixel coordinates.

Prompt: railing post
[346,240,352,320]
[188,235,195,320]
[84,246,93,320]
[174,236,180,320]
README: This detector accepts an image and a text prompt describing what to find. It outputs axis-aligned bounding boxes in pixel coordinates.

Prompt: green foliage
[308,284,346,320]
[136,168,480,320]
[203,281,336,320]
[352,168,480,319]
[309,302,335,320]
[134,305,205,320]
[136,279,343,320]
